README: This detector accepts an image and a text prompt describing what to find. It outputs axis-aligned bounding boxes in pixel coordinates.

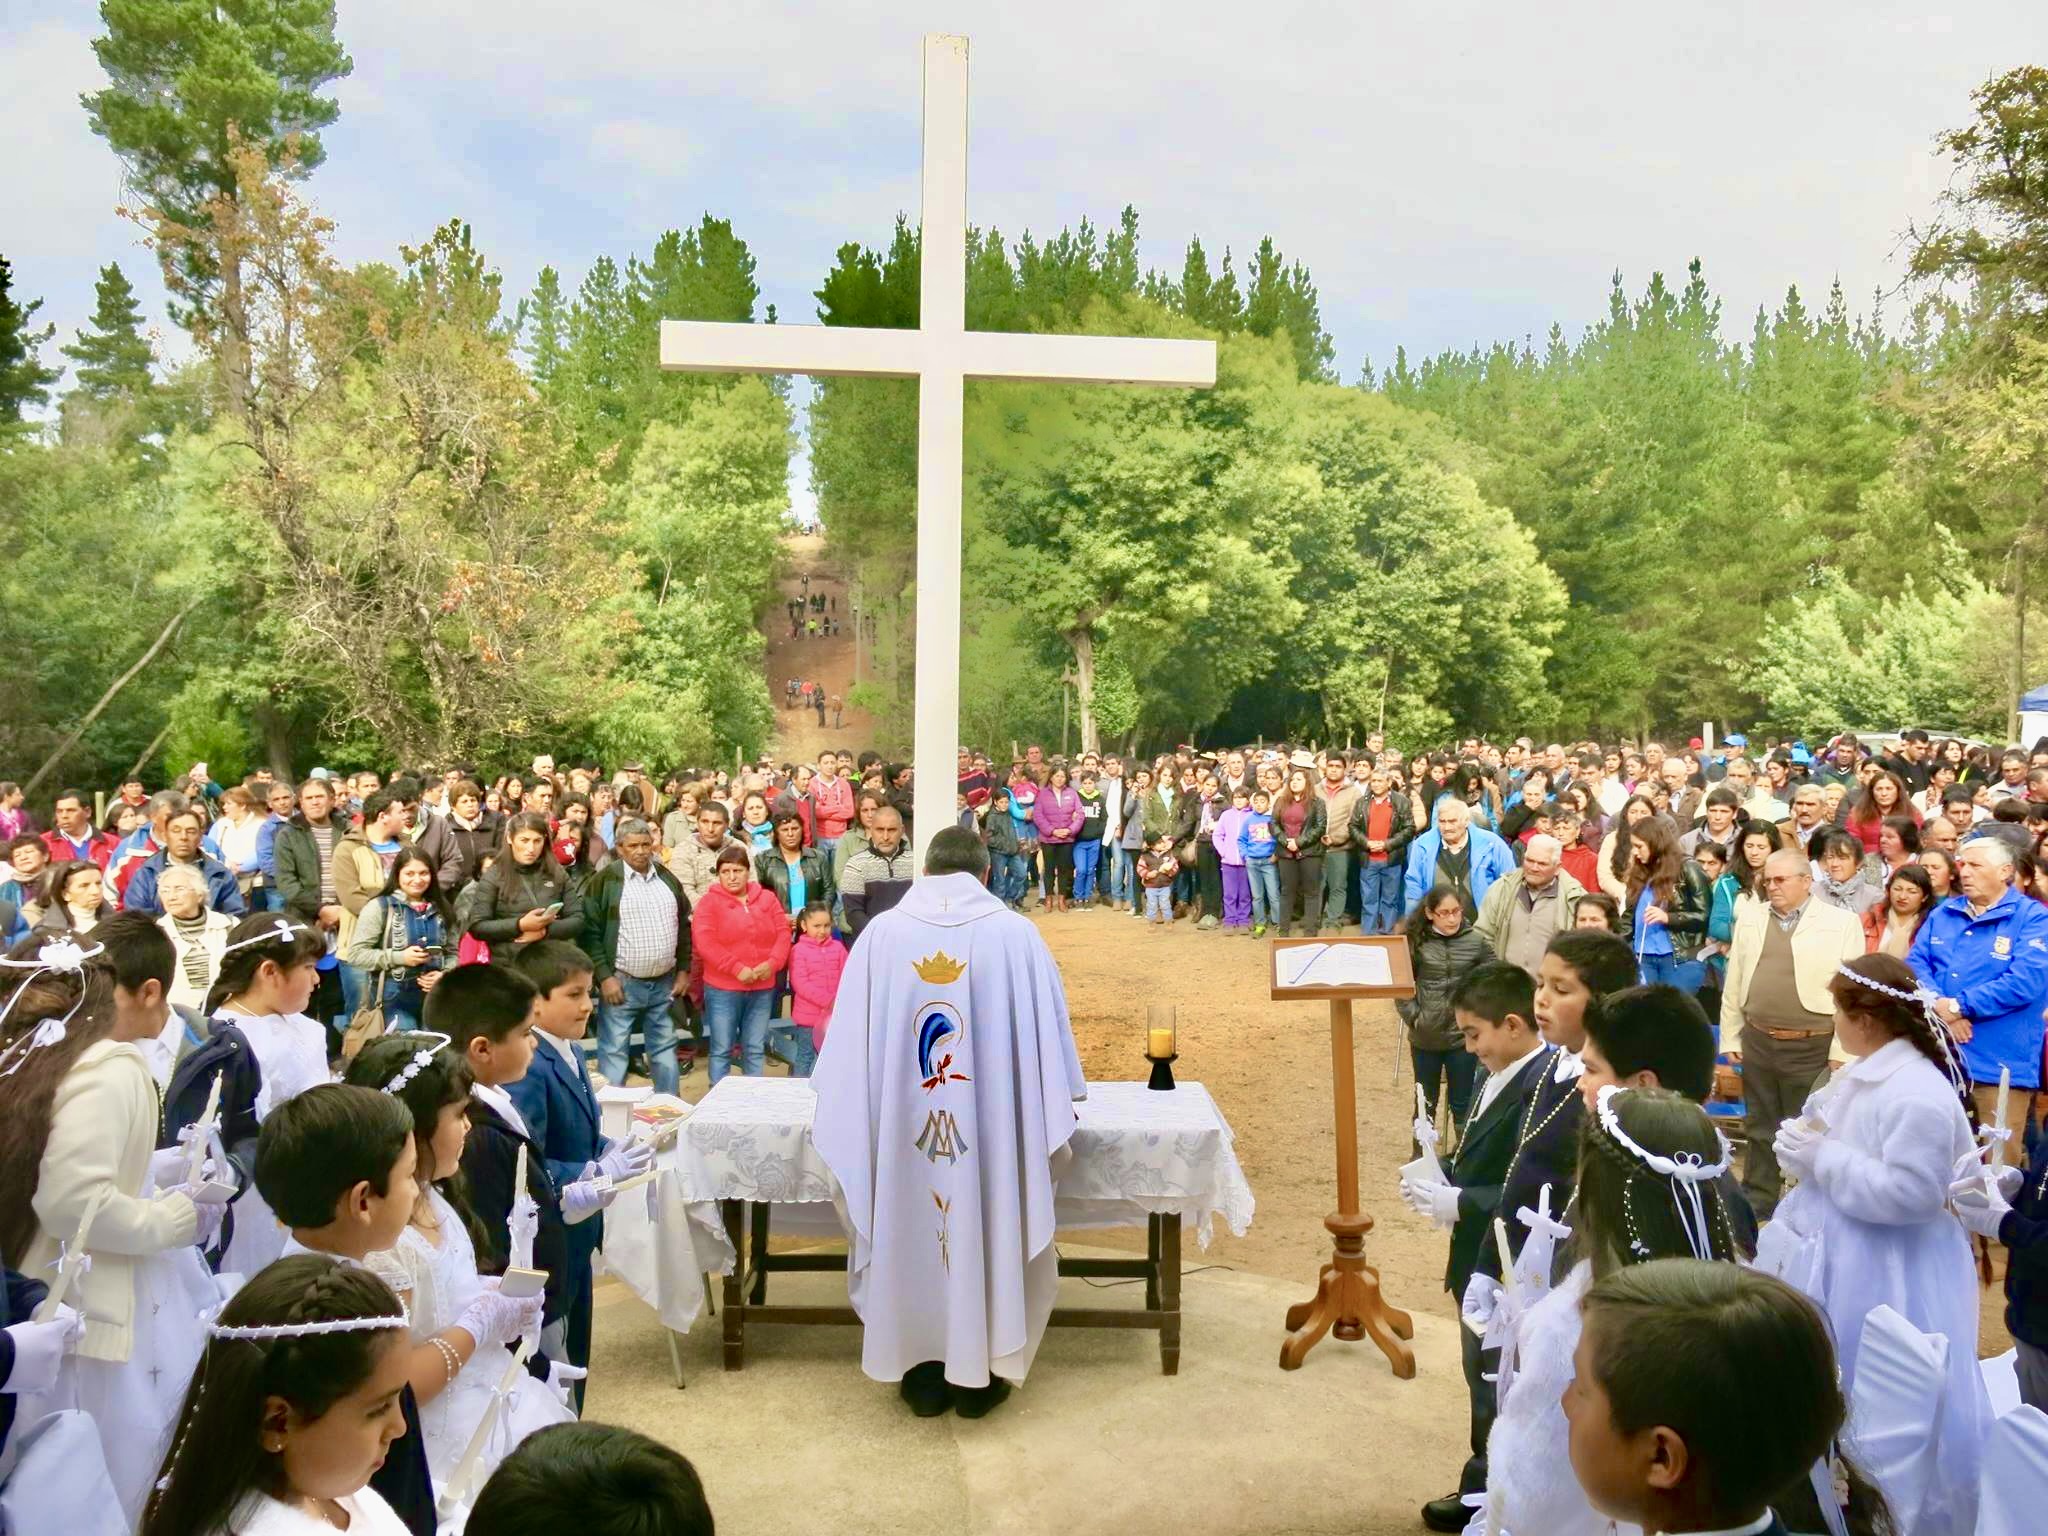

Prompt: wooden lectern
[1269,935,1417,1377]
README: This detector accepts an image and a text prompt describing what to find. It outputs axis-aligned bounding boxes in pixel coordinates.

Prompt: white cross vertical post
[660,34,1216,864]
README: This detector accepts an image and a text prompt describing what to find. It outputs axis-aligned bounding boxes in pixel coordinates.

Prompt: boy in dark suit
[431,962,606,1386]
[1401,960,1550,1532]
[508,941,650,1402]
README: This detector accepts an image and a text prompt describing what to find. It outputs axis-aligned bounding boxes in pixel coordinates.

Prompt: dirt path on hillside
[765,533,872,763]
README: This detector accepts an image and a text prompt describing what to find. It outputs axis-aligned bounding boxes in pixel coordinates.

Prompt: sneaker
[1197,914,1219,931]
[1252,923,1267,937]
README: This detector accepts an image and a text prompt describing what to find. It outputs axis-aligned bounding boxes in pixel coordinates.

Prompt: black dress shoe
[950,1376,1013,1419]
[899,1361,950,1417]
[1421,1493,1472,1532]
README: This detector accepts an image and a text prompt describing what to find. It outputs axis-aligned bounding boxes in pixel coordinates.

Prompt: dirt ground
[1039,906,1451,1309]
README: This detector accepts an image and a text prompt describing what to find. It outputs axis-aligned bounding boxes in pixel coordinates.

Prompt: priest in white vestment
[813,825,1087,1416]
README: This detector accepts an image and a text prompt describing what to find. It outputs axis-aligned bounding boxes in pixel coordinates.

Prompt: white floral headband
[219,918,311,957]
[1595,1084,1733,1263]
[1833,961,1969,1097]
[0,939,105,1079]
[209,1307,411,1340]
[382,1032,454,1095]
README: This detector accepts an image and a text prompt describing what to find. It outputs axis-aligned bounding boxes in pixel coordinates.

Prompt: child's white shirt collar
[471,1080,527,1137]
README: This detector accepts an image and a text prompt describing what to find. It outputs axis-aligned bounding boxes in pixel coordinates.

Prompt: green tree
[87,0,351,406]
[59,261,163,459]
[0,255,59,427]
[516,265,568,392]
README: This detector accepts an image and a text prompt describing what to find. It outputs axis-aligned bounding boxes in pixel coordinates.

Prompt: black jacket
[1999,1128,2048,1348]
[1473,1050,1582,1286]
[1443,1046,1550,1296]
[273,814,340,923]
[1351,792,1420,863]
[460,1094,572,1328]
[753,846,834,920]
[1624,860,1714,960]
[159,1015,264,1272]
[1400,925,1494,1052]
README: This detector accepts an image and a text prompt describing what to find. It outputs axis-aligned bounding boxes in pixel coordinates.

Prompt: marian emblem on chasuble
[910,952,969,1269]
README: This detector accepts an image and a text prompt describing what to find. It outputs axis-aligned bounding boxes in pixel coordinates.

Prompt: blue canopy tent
[2018,683,2048,747]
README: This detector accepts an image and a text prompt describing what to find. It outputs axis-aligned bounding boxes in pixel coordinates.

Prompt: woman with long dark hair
[1623,816,1708,990]
[460,812,582,958]
[342,849,455,1033]
[1864,863,1934,959]
[1846,769,1917,856]
[1031,764,1084,912]
[1273,767,1327,937]
[1598,793,1659,904]
[1730,820,1782,906]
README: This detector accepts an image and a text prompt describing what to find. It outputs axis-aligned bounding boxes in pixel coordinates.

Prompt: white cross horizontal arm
[659,320,1215,389]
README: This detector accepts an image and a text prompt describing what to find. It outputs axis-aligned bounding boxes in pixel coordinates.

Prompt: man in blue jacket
[1403,796,1516,918]
[1908,837,2048,1156]
[120,806,247,919]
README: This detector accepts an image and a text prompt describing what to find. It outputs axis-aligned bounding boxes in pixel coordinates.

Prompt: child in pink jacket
[787,903,848,1048]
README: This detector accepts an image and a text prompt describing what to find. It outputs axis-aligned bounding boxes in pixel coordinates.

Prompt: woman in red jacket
[692,845,794,1083]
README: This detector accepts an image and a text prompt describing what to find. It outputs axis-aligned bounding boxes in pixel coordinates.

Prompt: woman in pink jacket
[691,846,794,1081]
[1031,765,1085,912]
[787,902,848,1051]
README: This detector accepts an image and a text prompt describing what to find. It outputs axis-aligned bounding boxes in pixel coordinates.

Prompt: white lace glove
[544,1359,588,1408]
[455,1282,545,1351]
[1948,1172,2013,1240]
[1773,1119,1823,1182]
[2,1304,82,1395]
[559,1177,616,1225]
[587,1138,654,1184]
[166,1185,227,1246]
[1460,1271,1502,1335]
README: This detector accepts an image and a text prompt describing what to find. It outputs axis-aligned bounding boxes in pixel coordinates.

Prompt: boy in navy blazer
[509,941,650,1401]
[1399,960,1550,1533]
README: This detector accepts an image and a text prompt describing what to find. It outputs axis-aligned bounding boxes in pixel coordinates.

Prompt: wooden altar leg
[721,1199,746,1371]
[1279,998,1416,1378]
[749,1201,771,1305]
[1159,1212,1181,1376]
[1145,1212,1162,1313]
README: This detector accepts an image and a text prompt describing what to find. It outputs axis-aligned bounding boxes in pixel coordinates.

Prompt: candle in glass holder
[1147,1002,1177,1058]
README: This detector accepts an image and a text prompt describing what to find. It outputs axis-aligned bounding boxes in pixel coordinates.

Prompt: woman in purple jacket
[1032,765,1086,912]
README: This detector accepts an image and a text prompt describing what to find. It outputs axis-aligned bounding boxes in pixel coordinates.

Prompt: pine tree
[61,262,155,401]
[0,255,59,426]
[517,267,568,391]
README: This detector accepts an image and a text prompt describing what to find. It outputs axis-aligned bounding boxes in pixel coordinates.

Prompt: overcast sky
[7,3,2045,428]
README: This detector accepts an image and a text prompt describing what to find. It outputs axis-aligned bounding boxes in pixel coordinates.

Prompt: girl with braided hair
[342,1035,572,1486]
[1754,951,1991,1536]
[0,925,228,1522]
[1473,1088,1743,1536]
[141,1253,416,1536]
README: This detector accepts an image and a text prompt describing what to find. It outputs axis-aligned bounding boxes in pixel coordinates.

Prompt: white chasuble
[813,871,1086,1387]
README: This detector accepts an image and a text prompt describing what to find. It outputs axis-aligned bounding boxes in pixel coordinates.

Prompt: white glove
[506,1195,540,1272]
[1412,1115,1439,1153]
[455,1283,546,1351]
[1460,1271,1501,1335]
[147,1146,191,1194]
[166,1185,227,1247]
[1953,1145,2025,1200]
[1401,1177,1460,1228]
[1948,1173,2014,1240]
[559,1177,616,1225]
[588,1139,654,1184]
[544,1359,587,1408]
[1773,1120,1823,1182]
[1,1304,82,1395]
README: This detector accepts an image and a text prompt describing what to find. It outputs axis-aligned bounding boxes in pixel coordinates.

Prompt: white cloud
[8,0,2048,392]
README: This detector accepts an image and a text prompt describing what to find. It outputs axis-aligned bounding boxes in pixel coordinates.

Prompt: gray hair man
[1719,848,1864,1216]
[1471,833,1585,978]
[585,815,694,1092]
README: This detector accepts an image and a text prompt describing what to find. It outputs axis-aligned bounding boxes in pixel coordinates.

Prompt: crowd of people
[2,718,2046,1532]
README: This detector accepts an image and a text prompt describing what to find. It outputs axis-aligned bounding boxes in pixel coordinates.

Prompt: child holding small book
[787,903,847,1053]
[1137,835,1180,925]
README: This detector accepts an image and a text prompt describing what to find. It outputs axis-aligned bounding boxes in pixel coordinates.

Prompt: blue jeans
[1638,953,1705,993]
[768,1022,817,1076]
[1109,844,1134,905]
[1074,840,1102,901]
[338,962,365,1024]
[598,972,682,1094]
[1144,887,1173,920]
[1358,859,1405,935]
[1247,861,1280,926]
[993,851,1029,906]
[703,986,772,1084]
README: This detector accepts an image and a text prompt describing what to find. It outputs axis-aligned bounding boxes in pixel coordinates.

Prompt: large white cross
[661,34,1216,863]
